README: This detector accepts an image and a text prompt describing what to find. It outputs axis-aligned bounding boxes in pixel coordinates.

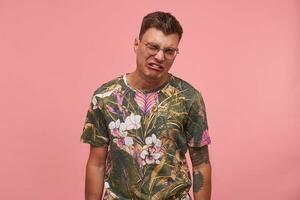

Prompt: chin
[144,70,165,80]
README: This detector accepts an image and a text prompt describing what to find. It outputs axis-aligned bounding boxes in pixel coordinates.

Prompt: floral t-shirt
[81,73,211,200]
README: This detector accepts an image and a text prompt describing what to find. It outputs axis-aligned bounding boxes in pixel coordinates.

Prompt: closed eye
[147,43,160,50]
[164,48,176,55]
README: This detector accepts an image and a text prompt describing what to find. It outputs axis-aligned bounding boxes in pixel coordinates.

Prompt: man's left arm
[189,145,211,200]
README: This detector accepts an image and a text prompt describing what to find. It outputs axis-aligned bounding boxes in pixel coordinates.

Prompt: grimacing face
[134,27,180,82]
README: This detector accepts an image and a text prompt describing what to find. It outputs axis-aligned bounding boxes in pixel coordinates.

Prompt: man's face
[134,27,180,82]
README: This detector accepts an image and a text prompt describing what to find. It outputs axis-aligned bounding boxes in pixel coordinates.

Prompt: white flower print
[124,136,134,146]
[140,150,161,165]
[125,113,141,130]
[109,119,133,149]
[92,95,99,110]
[107,113,142,157]
[108,119,120,130]
[145,134,162,148]
[104,182,110,189]
[140,134,162,165]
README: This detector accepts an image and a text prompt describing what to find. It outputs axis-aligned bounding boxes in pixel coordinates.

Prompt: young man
[81,11,212,200]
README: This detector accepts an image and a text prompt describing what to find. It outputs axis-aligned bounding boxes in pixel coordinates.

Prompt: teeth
[150,63,162,69]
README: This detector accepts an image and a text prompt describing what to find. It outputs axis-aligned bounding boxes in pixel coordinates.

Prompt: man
[81,11,212,200]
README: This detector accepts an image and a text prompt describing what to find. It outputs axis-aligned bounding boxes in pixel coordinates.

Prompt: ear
[133,37,139,53]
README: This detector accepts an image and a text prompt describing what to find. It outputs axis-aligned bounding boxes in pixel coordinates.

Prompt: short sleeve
[80,92,110,147]
[185,91,211,147]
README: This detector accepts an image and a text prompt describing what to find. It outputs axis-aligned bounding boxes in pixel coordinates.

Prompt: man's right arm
[85,145,108,200]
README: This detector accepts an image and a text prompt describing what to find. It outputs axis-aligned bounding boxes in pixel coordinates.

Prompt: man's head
[134,11,183,83]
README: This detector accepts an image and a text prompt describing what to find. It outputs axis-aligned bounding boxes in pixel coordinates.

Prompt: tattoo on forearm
[193,171,204,192]
[189,145,210,166]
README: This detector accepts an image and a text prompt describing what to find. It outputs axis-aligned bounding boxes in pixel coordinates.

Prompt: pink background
[0,1,299,199]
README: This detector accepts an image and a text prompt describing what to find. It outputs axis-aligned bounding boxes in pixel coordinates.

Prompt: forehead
[141,27,179,47]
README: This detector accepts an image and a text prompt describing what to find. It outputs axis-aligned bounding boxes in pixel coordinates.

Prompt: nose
[154,49,165,61]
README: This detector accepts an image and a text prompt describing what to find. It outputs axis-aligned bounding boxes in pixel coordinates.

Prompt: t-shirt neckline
[123,73,172,94]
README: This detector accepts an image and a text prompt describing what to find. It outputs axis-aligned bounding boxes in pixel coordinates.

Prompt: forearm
[193,163,211,200]
[85,163,106,200]
[189,145,212,200]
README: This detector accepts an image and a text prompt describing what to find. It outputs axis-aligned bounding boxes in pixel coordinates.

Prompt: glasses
[141,41,179,60]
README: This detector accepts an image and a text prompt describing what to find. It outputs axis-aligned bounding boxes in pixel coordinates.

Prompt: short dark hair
[139,11,183,41]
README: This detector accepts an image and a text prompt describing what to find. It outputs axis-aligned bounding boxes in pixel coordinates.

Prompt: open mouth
[147,63,164,71]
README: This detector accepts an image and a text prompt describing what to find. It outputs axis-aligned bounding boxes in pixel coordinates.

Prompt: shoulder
[92,75,124,97]
[165,74,206,111]
[169,74,203,99]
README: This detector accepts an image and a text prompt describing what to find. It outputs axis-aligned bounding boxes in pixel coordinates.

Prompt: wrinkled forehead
[141,28,180,48]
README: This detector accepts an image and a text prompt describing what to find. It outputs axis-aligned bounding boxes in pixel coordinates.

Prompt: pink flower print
[113,138,125,148]
[125,113,141,130]
[134,91,159,114]
[106,105,118,115]
[113,136,134,149]
[200,129,211,146]
[115,92,124,112]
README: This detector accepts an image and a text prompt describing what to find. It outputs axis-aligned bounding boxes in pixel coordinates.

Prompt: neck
[127,71,170,92]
